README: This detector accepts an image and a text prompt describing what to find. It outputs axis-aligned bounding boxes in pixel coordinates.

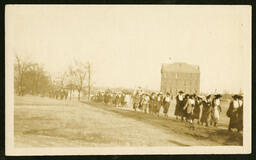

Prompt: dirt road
[14,96,242,147]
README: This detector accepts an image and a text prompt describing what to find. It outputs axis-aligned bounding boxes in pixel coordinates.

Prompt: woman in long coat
[226,95,240,131]
[174,91,184,120]
[193,95,201,122]
[155,93,163,116]
[149,93,155,114]
[200,95,212,126]
[163,92,171,118]
[133,92,140,111]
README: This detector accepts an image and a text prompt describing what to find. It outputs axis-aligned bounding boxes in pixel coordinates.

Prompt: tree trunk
[78,89,81,101]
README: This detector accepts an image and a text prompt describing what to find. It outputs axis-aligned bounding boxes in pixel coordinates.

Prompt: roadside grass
[14,95,242,147]
[83,101,242,146]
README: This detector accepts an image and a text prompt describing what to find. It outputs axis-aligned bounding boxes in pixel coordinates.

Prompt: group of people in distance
[92,89,243,132]
[132,91,172,118]
[92,91,131,107]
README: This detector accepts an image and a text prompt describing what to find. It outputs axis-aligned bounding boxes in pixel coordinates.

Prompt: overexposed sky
[6,5,251,93]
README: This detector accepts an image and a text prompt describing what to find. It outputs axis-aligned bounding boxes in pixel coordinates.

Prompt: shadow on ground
[82,101,242,146]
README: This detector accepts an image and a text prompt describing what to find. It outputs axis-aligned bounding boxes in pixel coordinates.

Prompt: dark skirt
[186,113,193,120]
[163,102,170,114]
[174,103,183,116]
[200,110,209,123]
[237,108,243,131]
[228,111,239,129]
[154,103,161,113]
[193,105,200,119]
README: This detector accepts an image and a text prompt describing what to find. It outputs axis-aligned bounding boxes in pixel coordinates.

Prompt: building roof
[161,62,200,73]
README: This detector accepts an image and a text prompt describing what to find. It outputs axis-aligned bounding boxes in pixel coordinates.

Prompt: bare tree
[69,60,88,101]
[14,55,31,96]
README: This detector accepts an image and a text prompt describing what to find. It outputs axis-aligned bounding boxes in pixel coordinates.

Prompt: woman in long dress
[211,94,222,127]
[193,95,201,124]
[174,91,184,120]
[142,94,150,113]
[149,93,155,114]
[163,92,171,118]
[183,95,195,129]
[226,95,240,131]
[200,95,212,126]
[133,92,140,111]
[155,93,163,117]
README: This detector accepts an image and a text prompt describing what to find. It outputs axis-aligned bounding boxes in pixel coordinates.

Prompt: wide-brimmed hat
[189,95,194,98]
[215,94,222,99]
[237,95,243,99]
[179,91,184,94]
[232,94,239,99]
[206,95,211,100]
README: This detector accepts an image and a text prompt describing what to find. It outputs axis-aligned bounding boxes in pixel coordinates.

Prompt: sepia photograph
[5,5,251,155]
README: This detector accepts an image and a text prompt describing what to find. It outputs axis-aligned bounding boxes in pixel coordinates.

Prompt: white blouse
[233,100,239,109]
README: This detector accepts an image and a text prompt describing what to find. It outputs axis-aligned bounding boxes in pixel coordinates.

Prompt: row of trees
[14,55,93,101]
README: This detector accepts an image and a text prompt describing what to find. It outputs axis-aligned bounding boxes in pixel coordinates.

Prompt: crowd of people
[91,89,243,132]
[174,91,243,132]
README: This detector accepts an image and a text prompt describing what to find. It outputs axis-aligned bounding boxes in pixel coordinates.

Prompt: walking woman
[149,93,155,114]
[163,92,171,118]
[183,95,195,129]
[200,95,212,127]
[226,95,240,131]
[155,93,163,117]
[211,94,222,127]
[142,93,150,113]
[193,94,201,124]
[174,91,184,120]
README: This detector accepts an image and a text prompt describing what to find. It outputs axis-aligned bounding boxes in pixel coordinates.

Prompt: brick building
[161,62,200,95]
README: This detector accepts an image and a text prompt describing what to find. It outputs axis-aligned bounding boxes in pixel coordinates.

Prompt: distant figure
[181,94,190,121]
[174,91,184,120]
[121,93,126,107]
[124,94,130,108]
[155,93,163,117]
[193,94,201,124]
[142,93,150,113]
[149,93,155,114]
[163,92,171,118]
[115,93,122,107]
[104,92,109,104]
[133,92,140,111]
[64,90,68,100]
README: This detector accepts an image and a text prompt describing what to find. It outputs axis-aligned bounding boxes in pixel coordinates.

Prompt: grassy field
[14,95,242,147]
